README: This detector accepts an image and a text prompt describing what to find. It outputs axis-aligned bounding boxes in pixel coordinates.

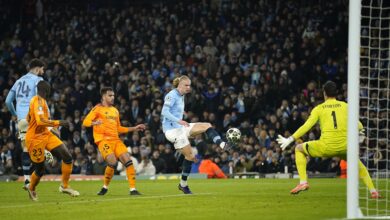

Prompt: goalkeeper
[277,81,380,198]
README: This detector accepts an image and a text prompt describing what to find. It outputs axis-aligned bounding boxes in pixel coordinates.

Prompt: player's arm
[161,94,180,123]
[5,89,17,117]
[82,107,100,127]
[292,107,319,140]
[358,120,366,143]
[127,124,146,133]
[33,99,60,127]
[116,113,145,133]
[45,101,64,137]
[277,107,319,150]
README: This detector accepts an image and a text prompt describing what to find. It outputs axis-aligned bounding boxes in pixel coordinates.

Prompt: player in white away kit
[161,75,232,194]
[5,58,52,189]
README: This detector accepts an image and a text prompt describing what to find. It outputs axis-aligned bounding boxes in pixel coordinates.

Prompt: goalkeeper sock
[295,150,308,183]
[358,160,376,192]
[104,166,115,188]
[61,162,72,188]
[205,128,223,145]
[181,159,193,186]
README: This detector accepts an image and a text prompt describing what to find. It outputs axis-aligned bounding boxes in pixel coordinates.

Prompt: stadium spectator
[151,150,167,174]
[0,142,14,175]
[92,153,106,175]
[198,154,227,179]
[0,0,369,181]
[160,145,179,173]
[137,156,156,176]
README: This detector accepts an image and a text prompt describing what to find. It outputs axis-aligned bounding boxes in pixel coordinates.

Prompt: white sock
[370,189,377,193]
[103,185,108,189]
[299,181,308,184]
[130,188,136,191]
[180,180,187,187]
[219,142,226,149]
[24,175,30,182]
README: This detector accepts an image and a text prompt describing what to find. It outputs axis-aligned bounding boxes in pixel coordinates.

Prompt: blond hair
[172,75,190,88]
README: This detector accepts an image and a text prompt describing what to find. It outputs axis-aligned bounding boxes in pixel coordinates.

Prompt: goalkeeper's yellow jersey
[292,98,363,143]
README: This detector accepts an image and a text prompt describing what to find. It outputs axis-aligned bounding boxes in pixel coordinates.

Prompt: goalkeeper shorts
[303,140,347,159]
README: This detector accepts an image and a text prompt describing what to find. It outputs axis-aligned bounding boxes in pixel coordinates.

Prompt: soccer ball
[226,128,241,143]
[45,150,54,164]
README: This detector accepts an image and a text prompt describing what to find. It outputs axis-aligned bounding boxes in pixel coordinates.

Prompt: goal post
[347,0,361,218]
[348,0,390,219]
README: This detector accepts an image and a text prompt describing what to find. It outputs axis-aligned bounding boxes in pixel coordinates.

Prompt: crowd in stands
[1,0,385,178]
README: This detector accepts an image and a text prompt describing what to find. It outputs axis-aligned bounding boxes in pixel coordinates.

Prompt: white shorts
[18,119,29,141]
[164,123,195,149]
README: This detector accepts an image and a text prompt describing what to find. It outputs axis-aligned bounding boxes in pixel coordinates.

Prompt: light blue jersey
[5,73,43,120]
[161,89,185,132]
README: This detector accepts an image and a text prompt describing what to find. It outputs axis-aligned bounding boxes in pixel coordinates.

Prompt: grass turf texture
[0,178,387,220]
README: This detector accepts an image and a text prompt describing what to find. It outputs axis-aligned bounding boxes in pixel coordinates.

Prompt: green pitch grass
[0,178,384,220]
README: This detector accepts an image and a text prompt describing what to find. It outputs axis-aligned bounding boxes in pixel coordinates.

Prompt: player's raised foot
[178,184,192,194]
[22,179,30,191]
[97,187,108,196]
[290,183,310,194]
[59,185,80,197]
[27,188,38,201]
[371,191,382,199]
[129,190,142,196]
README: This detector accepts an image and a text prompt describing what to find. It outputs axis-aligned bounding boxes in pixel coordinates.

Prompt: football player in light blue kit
[5,58,48,189]
[161,75,232,194]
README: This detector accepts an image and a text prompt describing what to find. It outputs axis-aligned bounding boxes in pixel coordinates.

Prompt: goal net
[356,0,389,218]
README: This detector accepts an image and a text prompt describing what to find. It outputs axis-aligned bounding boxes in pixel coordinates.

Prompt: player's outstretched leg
[205,127,232,150]
[358,160,381,198]
[190,123,232,151]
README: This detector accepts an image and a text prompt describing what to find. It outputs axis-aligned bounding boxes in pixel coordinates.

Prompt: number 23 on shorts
[103,144,110,152]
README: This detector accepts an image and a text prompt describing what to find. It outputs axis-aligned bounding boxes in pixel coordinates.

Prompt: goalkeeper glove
[359,129,366,144]
[276,135,294,151]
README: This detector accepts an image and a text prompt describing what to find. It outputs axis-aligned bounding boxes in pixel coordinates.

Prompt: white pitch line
[0,193,213,209]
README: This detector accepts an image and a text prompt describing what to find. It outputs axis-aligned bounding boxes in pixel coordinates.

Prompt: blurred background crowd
[0,0,388,178]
